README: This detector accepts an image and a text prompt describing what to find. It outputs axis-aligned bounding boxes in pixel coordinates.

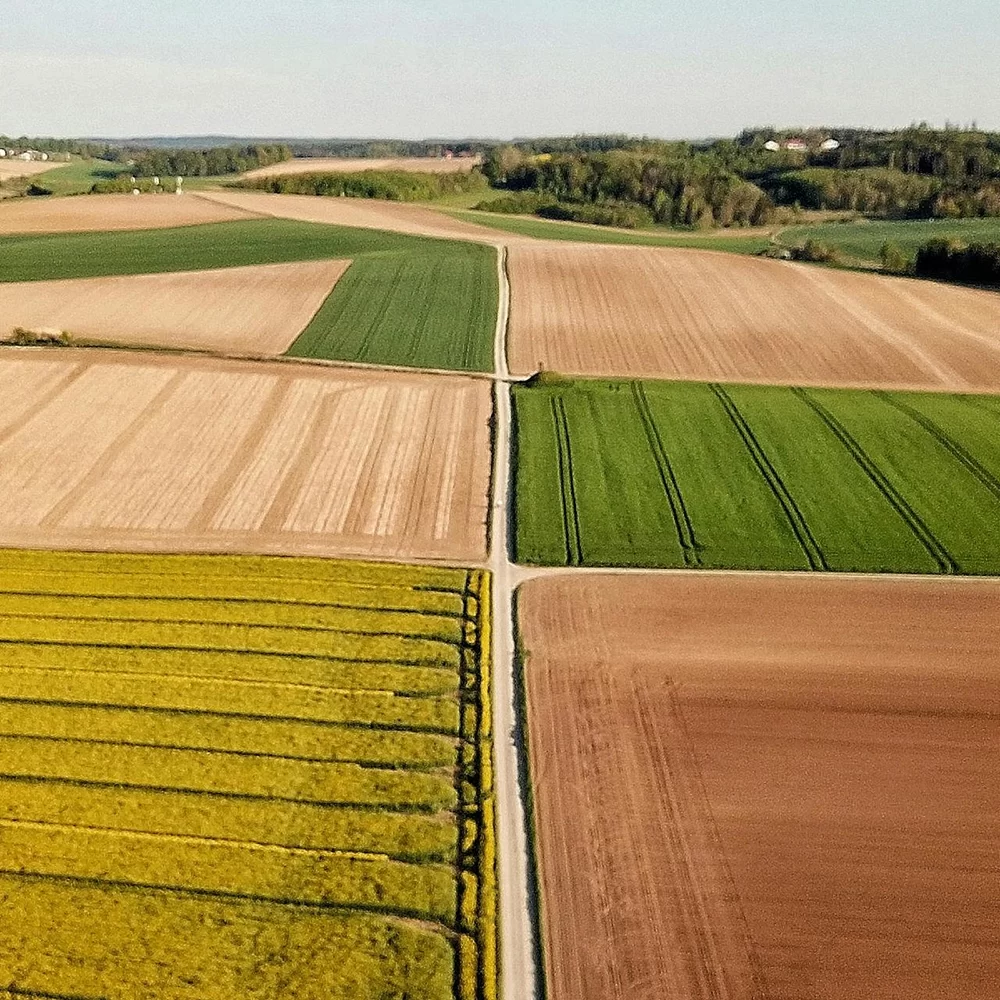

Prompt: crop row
[0,734,456,811]
[514,379,1000,573]
[0,668,459,733]
[0,643,457,694]
[0,700,457,769]
[0,593,465,641]
[0,614,461,665]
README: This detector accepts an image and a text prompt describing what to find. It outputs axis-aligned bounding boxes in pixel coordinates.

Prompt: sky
[2,0,998,139]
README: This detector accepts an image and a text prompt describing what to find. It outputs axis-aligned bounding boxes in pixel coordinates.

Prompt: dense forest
[474,125,1000,229]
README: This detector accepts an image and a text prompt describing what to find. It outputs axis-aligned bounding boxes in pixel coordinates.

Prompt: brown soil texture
[242,156,482,178]
[0,260,349,354]
[520,572,1000,1000]
[0,160,60,181]
[200,190,510,244]
[0,349,491,562]
[0,194,255,234]
[507,243,1000,390]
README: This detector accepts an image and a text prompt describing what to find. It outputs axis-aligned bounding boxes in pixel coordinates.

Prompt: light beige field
[521,572,1000,1000]
[0,350,491,562]
[0,160,60,181]
[200,190,507,243]
[507,243,1000,390]
[0,260,349,354]
[242,156,482,179]
[0,193,256,234]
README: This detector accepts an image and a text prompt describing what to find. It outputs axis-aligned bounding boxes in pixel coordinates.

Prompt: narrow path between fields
[489,244,542,1000]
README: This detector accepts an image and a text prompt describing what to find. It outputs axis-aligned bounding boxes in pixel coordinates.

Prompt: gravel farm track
[0,260,350,353]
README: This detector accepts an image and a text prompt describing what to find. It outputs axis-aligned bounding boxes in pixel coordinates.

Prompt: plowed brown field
[242,156,482,178]
[507,244,1000,390]
[520,573,1000,1000]
[200,190,509,243]
[0,193,255,233]
[0,260,349,353]
[0,350,491,561]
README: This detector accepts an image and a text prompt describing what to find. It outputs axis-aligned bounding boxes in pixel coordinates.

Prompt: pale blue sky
[2,0,997,138]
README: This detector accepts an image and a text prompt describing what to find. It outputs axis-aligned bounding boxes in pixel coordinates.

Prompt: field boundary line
[791,388,958,574]
[710,383,828,571]
[631,382,701,567]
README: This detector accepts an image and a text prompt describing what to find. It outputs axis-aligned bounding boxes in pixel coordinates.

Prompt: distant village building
[763,140,780,151]
[820,138,840,151]
[781,138,808,151]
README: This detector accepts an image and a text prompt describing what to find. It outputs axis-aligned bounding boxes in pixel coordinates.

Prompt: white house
[820,138,840,151]
[782,138,808,151]
[764,140,780,151]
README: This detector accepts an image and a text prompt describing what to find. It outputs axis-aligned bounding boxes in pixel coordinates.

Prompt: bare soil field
[200,190,512,243]
[507,243,1000,390]
[242,156,482,179]
[0,193,255,234]
[0,260,350,354]
[520,572,1000,1000]
[0,160,60,182]
[0,350,491,561]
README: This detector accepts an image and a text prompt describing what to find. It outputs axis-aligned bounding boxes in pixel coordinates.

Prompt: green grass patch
[513,378,1000,573]
[22,157,128,196]
[449,209,771,253]
[779,217,1000,266]
[0,218,498,371]
[0,550,496,998]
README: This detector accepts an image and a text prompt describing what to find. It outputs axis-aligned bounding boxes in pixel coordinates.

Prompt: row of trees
[913,239,1000,286]
[239,168,488,202]
[126,144,291,178]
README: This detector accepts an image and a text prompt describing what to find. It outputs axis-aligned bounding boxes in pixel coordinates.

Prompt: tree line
[125,144,291,178]
[238,169,488,201]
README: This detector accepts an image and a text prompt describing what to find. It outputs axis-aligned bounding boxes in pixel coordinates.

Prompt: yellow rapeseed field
[0,550,496,1000]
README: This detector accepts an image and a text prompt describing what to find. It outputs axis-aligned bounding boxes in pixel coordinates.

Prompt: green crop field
[448,209,771,253]
[779,217,1000,265]
[21,157,129,195]
[0,218,497,371]
[513,378,1000,574]
[0,549,497,1000]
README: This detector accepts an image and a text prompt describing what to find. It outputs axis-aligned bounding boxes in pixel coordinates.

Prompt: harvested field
[520,572,1000,1000]
[514,378,1000,573]
[242,156,482,179]
[0,549,496,1000]
[506,243,1000,390]
[201,190,512,243]
[0,192,255,233]
[0,260,349,353]
[0,159,62,181]
[0,350,491,561]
